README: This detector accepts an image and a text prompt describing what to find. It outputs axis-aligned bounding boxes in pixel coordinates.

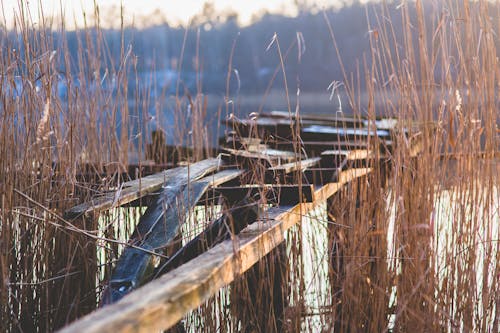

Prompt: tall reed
[0,2,212,331]
[323,0,499,331]
[1,0,499,332]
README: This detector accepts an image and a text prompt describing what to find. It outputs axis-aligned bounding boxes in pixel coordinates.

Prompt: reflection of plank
[100,168,244,305]
[60,168,371,333]
[65,158,221,218]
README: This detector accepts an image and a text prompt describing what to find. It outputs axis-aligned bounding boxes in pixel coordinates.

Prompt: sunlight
[1,0,354,28]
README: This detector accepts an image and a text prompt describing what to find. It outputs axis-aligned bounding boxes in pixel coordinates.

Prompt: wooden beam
[321,149,374,161]
[271,140,374,154]
[320,149,375,169]
[265,110,394,123]
[122,169,246,208]
[58,168,371,333]
[301,125,392,141]
[267,157,321,174]
[266,157,321,183]
[222,147,299,164]
[65,158,221,219]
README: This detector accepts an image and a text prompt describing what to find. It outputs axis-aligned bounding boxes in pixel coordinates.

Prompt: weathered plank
[153,198,259,277]
[226,116,363,132]
[58,168,371,333]
[267,157,321,173]
[100,168,244,305]
[266,157,321,183]
[123,169,246,208]
[320,149,375,169]
[301,125,391,141]
[265,110,367,127]
[272,140,374,154]
[225,114,387,143]
[65,158,221,219]
[321,149,373,161]
[222,147,299,168]
[266,110,398,126]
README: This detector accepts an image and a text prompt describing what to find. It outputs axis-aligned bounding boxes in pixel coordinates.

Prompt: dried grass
[0,0,498,332]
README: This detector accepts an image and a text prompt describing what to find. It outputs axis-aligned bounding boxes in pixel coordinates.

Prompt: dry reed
[0,0,499,332]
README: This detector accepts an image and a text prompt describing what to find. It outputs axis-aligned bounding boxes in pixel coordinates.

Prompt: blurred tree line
[5,0,494,96]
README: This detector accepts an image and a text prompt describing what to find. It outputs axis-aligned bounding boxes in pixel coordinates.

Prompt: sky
[1,0,357,28]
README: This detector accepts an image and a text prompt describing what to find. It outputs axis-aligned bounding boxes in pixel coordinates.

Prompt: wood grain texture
[59,168,371,333]
[65,158,221,218]
[100,168,245,304]
[267,157,321,173]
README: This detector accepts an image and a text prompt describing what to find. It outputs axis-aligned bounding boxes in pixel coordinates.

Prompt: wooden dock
[60,111,417,332]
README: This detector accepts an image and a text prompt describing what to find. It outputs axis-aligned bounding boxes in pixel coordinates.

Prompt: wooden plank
[266,110,361,121]
[268,157,321,174]
[321,149,373,160]
[301,125,392,141]
[153,199,259,277]
[59,168,371,333]
[260,111,398,131]
[223,147,298,161]
[100,168,245,305]
[65,158,221,219]
[266,157,321,183]
[222,148,299,168]
[225,115,391,144]
[272,140,374,154]
[197,169,245,187]
[122,169,245,208]
[227,116,363,130]
[265,110,366,127]
[321,149,374,167]
[319,149,374,173]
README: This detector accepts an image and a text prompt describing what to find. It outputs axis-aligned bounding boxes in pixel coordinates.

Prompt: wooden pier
[60,111,418,332]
